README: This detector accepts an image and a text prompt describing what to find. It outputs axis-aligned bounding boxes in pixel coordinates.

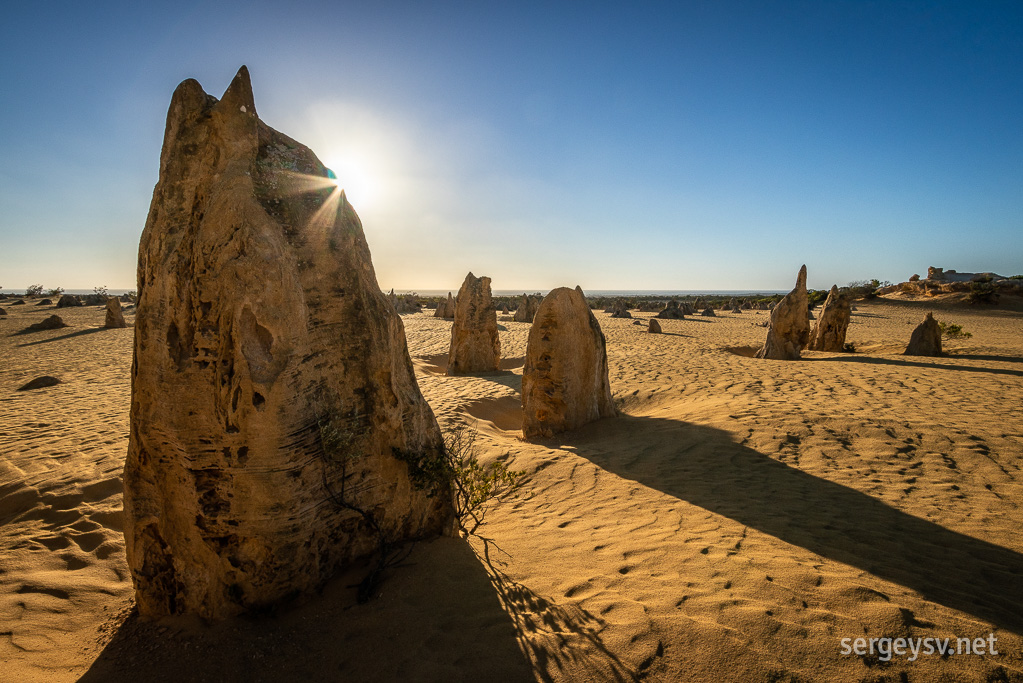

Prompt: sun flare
[321,156,379,211]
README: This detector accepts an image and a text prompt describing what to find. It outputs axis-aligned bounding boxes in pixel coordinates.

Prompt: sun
[321,156,379,211]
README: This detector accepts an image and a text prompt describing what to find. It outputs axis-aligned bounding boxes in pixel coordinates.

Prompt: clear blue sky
[2,0,1021,292]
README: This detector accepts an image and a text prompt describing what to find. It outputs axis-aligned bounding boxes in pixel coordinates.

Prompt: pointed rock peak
[829,284,839,295]
[795,264,807,290]
[575,285,585,296]
[221,65,257,117]
[171,78,209,111]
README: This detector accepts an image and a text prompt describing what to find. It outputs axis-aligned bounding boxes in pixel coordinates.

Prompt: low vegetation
[969,277,999,305]
[317,411,524,601]
[937,321,972,340]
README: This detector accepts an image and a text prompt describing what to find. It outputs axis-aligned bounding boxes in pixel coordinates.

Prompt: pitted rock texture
[807,285,850,352]
[124,66,451,620]
[755,265,810,360]
[522,286,616,439]
[446,272,500,374]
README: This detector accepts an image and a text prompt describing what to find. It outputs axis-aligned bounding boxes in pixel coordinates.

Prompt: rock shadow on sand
[559,415,1023,635]
[79,538,535,682]
[804,354,1023,378]
[474,538,637,683]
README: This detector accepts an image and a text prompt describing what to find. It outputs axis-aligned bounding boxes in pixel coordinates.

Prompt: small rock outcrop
[36,298,52,306]
[513,294,540,323]
[10,300,25,306]
[21,315,67,332]
[522,287,616,439]
[807,285,850,352]
[124,67,451,620]
[700,307,716,317]
[17,376,62,391]
[56,294,83,308]
[388,290,422,314]
[434,292,455,319]
[904,313,942,357]
[610,300,632,318]
[0,308,6,316]
[104,297,127,328]
[447,272,500,374]
[655,300,685,319]
[681,302,696,315]
[648,318,662,333]
[755,265,809,360]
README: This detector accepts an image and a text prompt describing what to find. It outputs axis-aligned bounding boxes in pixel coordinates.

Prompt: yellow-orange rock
[755,265,809,360]
[905,312,942,357]
[124,67,451,620]
[807,285,850,352]
[104,297,127,329]
[522,286,616,439]
[446,272,500,374]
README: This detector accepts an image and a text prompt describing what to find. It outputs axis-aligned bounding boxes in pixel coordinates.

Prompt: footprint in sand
[69,530,108,553]
[15,585,70,600]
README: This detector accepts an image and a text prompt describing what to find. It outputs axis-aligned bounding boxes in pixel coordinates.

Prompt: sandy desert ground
[1,294,1022,682]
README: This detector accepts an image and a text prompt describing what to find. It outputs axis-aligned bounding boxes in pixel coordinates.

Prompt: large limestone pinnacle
[124,67,452,619]
[522,286,616,439]
[807,284,851,352]
[446,272,500,374]
[755,265,810,360]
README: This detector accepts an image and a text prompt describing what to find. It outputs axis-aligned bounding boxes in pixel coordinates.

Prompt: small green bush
[937,321,972,340]
[807,289,829,307]
[398,421,524,537]
[444,422,523,536]
[26,284,43,297]
[969,277,998,304]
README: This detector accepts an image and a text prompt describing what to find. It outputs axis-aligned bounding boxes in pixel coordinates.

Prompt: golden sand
[1,296,1021,681]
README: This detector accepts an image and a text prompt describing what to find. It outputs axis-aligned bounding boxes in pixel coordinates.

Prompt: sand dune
[1,296,1021,681]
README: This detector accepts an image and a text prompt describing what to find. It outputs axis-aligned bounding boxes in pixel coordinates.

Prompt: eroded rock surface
[522,286,616,439]
[124,66,451,620]
[905,312,942,357]
[755,265,809,360]
[610,300,632,319]
[447,272,500,374]
[21,315,67,332]
[434,292,455,319]
[17,376,61,391]
[104,297,127,329]
[655,300,685,319]
[513,294,541,323]
[807,285,850,352]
